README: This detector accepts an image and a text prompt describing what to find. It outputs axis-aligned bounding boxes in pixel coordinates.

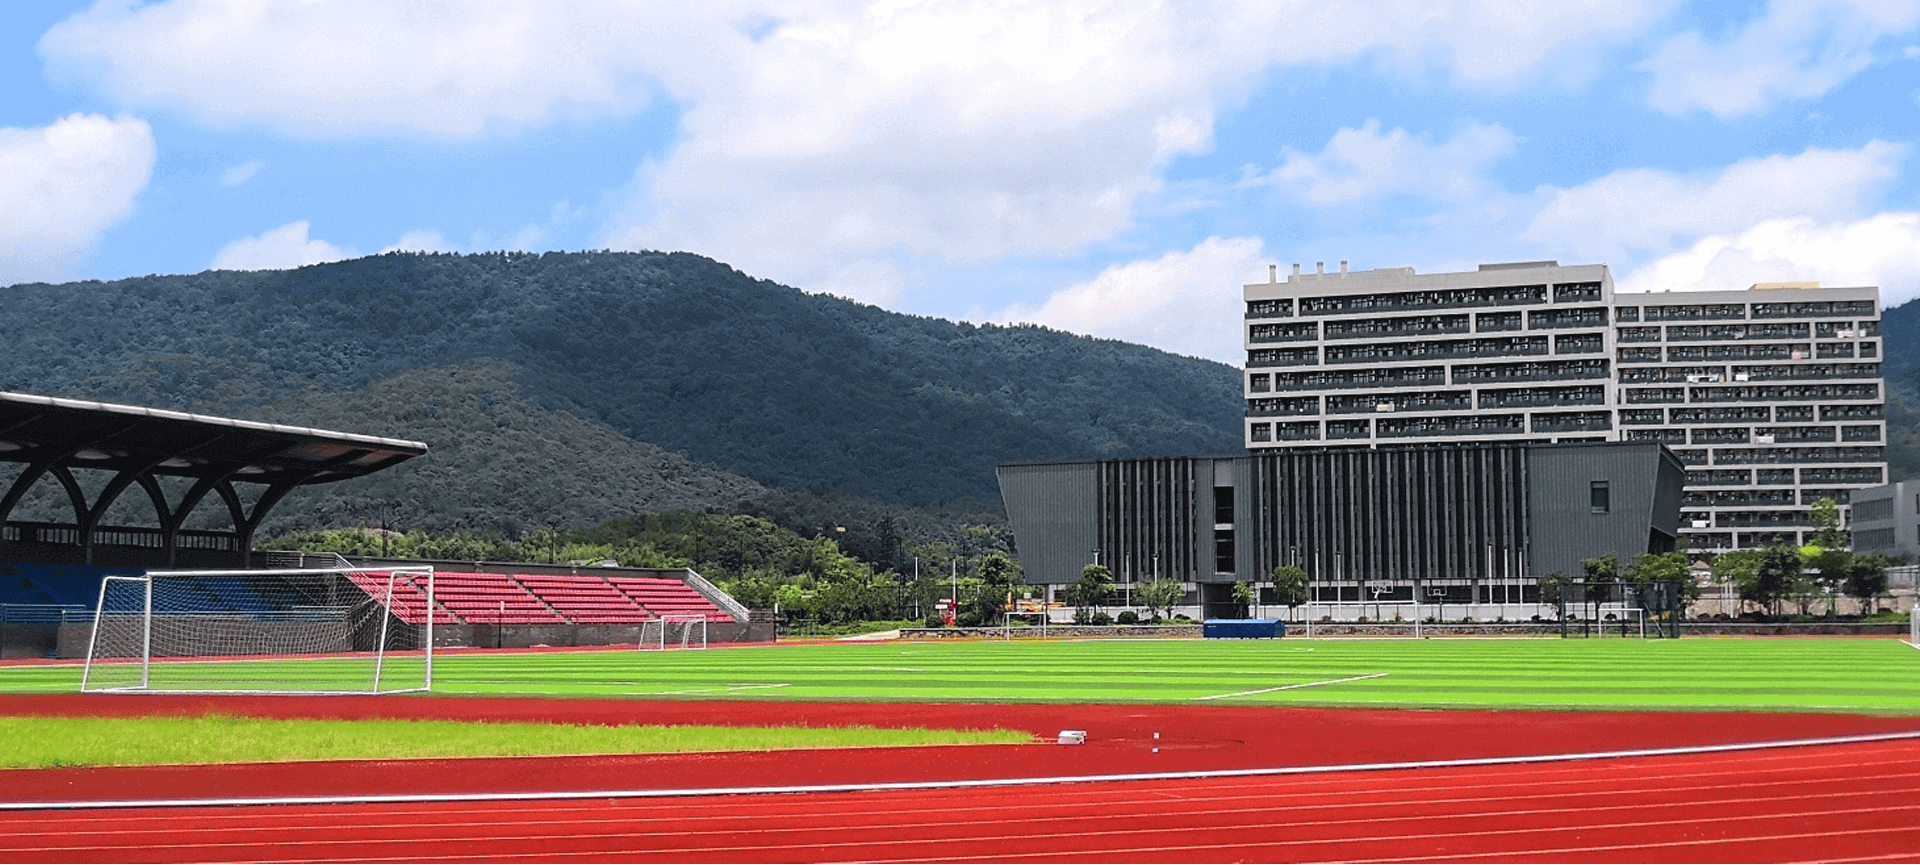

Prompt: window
[1213,486,1234,525]
[1590,481,1610,513]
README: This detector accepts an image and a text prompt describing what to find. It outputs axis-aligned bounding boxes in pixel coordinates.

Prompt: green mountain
[2,251,1245,533]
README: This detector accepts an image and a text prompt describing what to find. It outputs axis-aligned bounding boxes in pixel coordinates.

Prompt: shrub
[923,615,946,629]
[1090,612,1113,625]
[1116,610,1139,625]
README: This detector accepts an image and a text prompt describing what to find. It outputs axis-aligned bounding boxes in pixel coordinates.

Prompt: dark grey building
[998,441,1683,618]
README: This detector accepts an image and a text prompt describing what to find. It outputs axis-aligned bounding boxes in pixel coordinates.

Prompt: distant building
[1849,480,1920,561]
[1243,261,1885,553]
[997,442,1683,619]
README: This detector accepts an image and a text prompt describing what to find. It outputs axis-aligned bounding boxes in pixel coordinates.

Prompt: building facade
[997,442,1684,616]
[1243,262,1885,553]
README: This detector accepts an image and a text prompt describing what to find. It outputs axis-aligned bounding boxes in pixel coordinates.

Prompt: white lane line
[1194,672,1387,700]
[7,728,1920,812]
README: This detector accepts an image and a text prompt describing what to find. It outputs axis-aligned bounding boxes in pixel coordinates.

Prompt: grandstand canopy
[0,390,428,568]
[0,391,426,484]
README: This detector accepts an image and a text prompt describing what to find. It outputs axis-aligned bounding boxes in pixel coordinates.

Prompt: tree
[1231,581,1254,618]
[1066,564,1115,623]
[1711,549,1762,614]
[962,552,1024,626]
[1808,497,1848,551]
[1537,571,1573,618]
[1135,578,1184,623]
[1623,550,1696,611]
[1581,552,1621,607]
[1751,544,1802,615]
[1268,565,1308,611]
[1841,553,1892,612]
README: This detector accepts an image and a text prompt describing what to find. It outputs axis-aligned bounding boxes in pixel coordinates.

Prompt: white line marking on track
[6,728,1920,812]
[1194,672,1387,700]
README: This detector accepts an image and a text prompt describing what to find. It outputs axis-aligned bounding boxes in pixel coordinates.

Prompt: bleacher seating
[352,571,458,625]
[513,574,650,623]
[609,576,731,622]
[349,569,733,627]
[425,572,565,625]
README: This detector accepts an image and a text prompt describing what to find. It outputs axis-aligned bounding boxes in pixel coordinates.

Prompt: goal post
[639,613,708,651]
[1596,606,1647,638]
[80,565,435,695]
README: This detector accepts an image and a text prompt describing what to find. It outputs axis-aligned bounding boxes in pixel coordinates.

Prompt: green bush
[1090,612,1113,625]
[1115,610,1139,625]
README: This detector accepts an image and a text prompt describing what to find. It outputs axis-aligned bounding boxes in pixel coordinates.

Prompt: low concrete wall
[0,623,59,659]
[903,625,1201,639]
[905,621,1912,639]
[1680,622,1907,636]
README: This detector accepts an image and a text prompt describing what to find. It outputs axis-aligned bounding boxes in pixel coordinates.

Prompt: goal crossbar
[639,613,709,651]
[80,565,435,695]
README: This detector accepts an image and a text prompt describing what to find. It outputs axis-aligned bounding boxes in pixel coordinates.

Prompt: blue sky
[3,1,1918,364]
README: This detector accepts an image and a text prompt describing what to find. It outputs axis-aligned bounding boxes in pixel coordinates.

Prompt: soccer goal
[639,613,708,650]
[79,566,435,694]
[1596,606,1647,638]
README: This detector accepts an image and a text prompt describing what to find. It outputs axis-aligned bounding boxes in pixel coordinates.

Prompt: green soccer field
[6,637,1920,714]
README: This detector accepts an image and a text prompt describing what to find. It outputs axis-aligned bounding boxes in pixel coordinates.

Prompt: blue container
[1202,619,1285,639]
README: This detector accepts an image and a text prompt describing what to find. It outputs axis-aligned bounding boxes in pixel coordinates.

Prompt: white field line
[1194,673,1387,701]
[9,728,1920,812]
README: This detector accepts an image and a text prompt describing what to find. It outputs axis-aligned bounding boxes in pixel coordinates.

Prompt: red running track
[2,695,1919,862]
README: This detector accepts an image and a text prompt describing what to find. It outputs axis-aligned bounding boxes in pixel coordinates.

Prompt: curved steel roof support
[46,465,94,563]
[237,479,308,569]
[161,475,250,567]
[0,448,80,526]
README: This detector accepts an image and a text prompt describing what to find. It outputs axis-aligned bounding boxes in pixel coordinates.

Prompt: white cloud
[218,159,262,186]
[0,113,154,285]
[39,0,706,137]
[1255,119,1518,204]
[211,220,348,271]
[1522,141,1904,261]
[39,1,1677,295]
[381,230,450,254]
[1641,0,1920,116]
[1620,213,1920,308]
[995,236,1266,364]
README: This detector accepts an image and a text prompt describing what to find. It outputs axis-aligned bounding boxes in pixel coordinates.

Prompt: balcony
[1685,469,1751,486]
[1246,299,1293,319]
[1246,347,1320,368]
[1298,284,1547,316]
[1452,358,1607,385]
[1247,322,1319,343]
[1322,314,1471,341]
[1532,411,1611,433]
[1552,282,1603,303]
[1269,366,1447,392]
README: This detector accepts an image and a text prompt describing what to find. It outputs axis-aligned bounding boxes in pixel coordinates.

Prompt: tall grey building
[1243,261,1884,554]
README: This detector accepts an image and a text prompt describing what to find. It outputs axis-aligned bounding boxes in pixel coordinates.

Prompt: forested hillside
[1,250,1245,533]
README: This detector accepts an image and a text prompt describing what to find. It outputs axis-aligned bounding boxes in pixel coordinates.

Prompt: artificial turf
[5,636,1919,714]
[0,715,1032,769]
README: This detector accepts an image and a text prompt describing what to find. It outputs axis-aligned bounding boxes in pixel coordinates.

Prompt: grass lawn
[0,715,1031,769]
[5,637,1919,714]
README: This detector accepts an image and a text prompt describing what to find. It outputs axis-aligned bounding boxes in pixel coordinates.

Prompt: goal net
[80,566,434,694]
[639,614,708,651]
[1596,606,1647,638]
